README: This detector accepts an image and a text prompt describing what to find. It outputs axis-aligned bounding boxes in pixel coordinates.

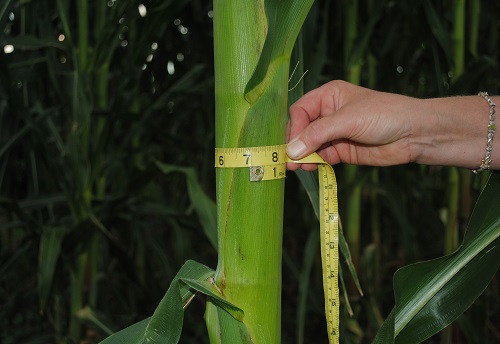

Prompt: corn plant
[0,0,211,342]
[2,1,499,343]
[101,1,314,342]
[99,2,499,344]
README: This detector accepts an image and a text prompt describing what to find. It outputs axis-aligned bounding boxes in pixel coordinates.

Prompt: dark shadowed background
[0,1,498,343]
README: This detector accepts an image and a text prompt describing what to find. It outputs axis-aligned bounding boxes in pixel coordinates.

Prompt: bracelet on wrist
[472,92,496,174]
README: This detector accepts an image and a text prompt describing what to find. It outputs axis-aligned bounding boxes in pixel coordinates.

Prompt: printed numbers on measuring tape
[215,145,287,181]
[215,144,340,344]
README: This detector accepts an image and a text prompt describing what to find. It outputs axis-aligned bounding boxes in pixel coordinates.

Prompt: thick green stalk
[209,2,287,343]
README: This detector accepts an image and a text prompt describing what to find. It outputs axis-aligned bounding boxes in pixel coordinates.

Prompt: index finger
[288,82,338,141]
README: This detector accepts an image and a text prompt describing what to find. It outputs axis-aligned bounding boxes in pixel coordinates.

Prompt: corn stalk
[100,1,313,343]
[98,3,499,344]
[206,2,313,342]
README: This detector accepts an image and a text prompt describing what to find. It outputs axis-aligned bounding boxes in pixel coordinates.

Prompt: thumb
[286,136,310,160]
[286,117,334,160]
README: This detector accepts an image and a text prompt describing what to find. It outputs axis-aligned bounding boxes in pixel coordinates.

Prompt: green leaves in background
[155,162,217,251]
[0,0,14,31]
[4,35,66,50]
[38,226,65,312]
[374,173,500,343]
[2,1,500,342]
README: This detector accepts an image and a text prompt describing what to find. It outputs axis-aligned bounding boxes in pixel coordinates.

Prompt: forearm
[410,95,499,170]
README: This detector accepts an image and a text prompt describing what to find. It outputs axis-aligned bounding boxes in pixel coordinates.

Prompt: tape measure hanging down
[215,144,339,344]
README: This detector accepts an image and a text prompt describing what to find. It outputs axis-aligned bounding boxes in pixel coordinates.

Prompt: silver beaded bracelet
[472,92,496,174]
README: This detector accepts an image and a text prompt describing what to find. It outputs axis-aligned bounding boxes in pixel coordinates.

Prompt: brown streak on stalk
[240,325,254,344]
[223,168,235,239]
[217,166,234,294]
[210,277,224,297]
[238,246,245,260]
[221,272,226,291]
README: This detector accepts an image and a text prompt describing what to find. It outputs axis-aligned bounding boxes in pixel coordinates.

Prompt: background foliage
[0,0,498,343]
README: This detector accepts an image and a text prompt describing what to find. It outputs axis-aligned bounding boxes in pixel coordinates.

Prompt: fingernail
[287,138,307,159]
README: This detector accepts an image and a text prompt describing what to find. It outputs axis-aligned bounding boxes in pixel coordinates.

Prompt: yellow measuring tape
[215,144,339,344]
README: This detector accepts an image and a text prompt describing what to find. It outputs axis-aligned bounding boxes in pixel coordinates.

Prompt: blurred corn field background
[0,0,499,343]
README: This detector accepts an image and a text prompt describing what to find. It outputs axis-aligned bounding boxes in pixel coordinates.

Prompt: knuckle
[304,121,324,147]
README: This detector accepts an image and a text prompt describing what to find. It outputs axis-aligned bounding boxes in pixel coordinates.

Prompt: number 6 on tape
[215,144,340,344]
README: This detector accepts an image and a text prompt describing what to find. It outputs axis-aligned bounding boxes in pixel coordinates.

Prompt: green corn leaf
[148,64,206,113]
[346,1,386,70]
[5,35,67,50]
[100,260,246,344]
[374,173,500,343]
[155,162,217,251]
[296,229,319,344]
[38,226,66,312]
[395,245,499,343]
[338,223,363,297]
[0,0,15,34]
[423,0,452,63]
[76,306,117,336]
[244,0,314,104]
[0,0,17,30]
[55,0,73,43]
[373,308,396,343]
[98,318,151,344]
[301,0,329,92]
[295,170,319,218]
[205,300,252,344]
[182,278,243,321]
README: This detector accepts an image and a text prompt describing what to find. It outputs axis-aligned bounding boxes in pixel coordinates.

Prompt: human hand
[286,80,418,171]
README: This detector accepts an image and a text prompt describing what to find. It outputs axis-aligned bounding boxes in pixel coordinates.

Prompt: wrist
[410,96,494,169]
